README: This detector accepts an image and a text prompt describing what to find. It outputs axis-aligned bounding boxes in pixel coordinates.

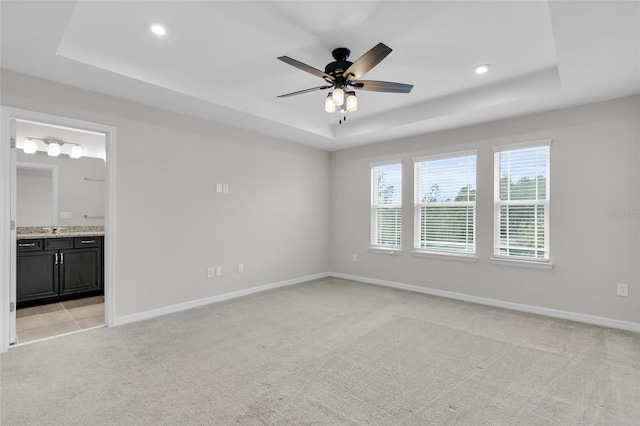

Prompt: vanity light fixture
[70,145,83,159]
[23,138,37,154]
[23,137,83,159]
[47,141,61,157]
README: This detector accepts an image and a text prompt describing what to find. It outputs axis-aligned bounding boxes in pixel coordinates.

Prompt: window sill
[412,250,478,262]
[368,247,403,255]
[490,257,553,270]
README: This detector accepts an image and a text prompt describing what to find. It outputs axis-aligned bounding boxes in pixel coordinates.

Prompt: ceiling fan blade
[343,43,393,80]
[277,85,333,98]
[352,80,413,93]
[278,56,334,81]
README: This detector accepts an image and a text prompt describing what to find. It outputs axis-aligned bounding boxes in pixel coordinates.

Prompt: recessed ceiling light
[473,64,491,75]
[150,24,166,36]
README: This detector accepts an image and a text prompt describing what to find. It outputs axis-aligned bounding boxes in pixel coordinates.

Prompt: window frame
[492,140,552,266]
[412,150,477,259]
[370,160,403,252]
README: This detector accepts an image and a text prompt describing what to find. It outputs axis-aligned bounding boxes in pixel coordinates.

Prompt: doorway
[0,107,116,352]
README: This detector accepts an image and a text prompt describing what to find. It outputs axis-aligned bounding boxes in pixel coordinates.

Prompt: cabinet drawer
[44,238,73,250]
[17,239,43,252]
[74,237,102,248]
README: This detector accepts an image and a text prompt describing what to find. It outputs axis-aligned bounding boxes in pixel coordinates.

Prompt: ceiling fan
[277,43,413,118]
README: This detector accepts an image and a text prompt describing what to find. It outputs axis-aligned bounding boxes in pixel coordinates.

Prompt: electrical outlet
[352,254,358,262]
[238,263,244,273]
[207,267,214,278]
[216,183,223,193]
[617,283,628,297]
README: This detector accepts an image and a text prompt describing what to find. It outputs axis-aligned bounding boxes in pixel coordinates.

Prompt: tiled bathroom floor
[15,296,104,344]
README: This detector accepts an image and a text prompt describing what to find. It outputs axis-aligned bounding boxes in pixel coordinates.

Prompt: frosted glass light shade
[346,92,357,112]
[332,87,344,106]
[70,145,83,159]
[48,142,61,157]
[23,139,37,154]
[325,93,336,113]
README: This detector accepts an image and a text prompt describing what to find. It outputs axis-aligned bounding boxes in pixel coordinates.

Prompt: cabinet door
[59,248,102,296]
[17,250,59,302]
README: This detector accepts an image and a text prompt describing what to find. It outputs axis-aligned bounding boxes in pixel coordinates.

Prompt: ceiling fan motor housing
[325,47,354,83]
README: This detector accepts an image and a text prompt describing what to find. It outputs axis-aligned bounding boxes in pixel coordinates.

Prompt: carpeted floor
[1,277,639,425]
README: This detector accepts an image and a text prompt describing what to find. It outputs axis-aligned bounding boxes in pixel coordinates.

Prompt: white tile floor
[16,296,104,344]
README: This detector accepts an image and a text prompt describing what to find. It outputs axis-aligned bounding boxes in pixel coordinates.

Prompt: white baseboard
[113,272,329,326]
[329,272,640,333]
[113,271,639,333]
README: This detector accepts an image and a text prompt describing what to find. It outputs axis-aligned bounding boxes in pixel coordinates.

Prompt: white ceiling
[1,1,639,152]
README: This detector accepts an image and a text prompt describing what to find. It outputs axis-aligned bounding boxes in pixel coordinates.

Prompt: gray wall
[330,95,640,323]
[2,69,638,325]
[2,69,330,318]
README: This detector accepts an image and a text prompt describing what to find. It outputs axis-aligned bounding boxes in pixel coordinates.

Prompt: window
[414,152,476,256]
[494,141,550,261]
[371,161,402,249]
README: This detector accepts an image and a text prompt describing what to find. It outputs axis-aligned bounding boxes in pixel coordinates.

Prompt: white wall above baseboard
[329,272,640,333]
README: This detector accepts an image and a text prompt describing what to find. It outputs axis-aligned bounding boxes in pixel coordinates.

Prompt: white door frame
[0,107,117,352]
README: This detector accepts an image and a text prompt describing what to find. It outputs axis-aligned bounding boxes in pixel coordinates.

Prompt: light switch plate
[223,184,229,193]
[216,183,223,193]
[617,283,629,297]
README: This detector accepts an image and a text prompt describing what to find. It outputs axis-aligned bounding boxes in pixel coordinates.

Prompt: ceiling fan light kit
[325,93,336,113]
[277,43,413,120]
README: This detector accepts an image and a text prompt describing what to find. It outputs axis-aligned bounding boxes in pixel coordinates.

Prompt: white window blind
[414,152,476,255]
[494,142,550,260]
[371,162,402,249]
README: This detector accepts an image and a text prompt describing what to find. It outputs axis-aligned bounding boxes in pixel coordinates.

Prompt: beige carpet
[1,277,639,425]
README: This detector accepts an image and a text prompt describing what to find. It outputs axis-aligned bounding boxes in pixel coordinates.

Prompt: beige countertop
[16,226,105,241]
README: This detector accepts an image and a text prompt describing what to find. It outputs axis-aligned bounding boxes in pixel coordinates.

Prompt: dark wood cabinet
[16,250,59,302]
[60,248,102,296]
[17,236,103,307]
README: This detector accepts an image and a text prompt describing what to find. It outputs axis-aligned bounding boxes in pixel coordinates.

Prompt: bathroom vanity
[16,226,104,307]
